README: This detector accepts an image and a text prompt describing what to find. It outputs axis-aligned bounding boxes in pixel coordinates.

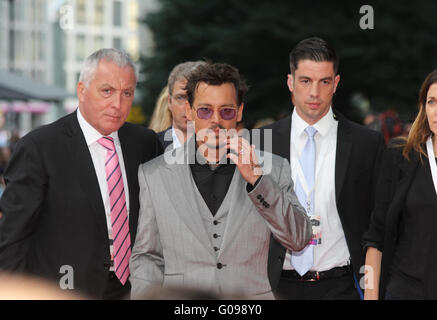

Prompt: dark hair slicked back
[289,37,339,75]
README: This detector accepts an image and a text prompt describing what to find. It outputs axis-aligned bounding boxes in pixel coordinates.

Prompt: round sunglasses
[194,107,238,120]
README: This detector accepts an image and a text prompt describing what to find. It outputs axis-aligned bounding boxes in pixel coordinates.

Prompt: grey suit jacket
[130,144,311,299]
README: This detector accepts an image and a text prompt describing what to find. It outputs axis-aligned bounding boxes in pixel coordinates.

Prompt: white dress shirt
[77,109,130,268]
[171,126,183,149]
[283,107,350,271]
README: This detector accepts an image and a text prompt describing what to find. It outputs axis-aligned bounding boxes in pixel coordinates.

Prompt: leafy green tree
[139,0,437,126]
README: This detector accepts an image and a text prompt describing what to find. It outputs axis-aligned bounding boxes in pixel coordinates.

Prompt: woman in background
[364,69,437,299]
[148,86,171,133]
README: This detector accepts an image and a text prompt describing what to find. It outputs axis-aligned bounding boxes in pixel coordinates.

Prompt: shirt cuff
[246,175,262,193]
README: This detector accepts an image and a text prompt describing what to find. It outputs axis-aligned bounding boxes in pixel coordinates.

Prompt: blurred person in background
[364,69,437,300]
[157,61,207,150]
[148,86,171,133]
[0,48,162,299]
[379,109,403,144]
[253,117,275,129]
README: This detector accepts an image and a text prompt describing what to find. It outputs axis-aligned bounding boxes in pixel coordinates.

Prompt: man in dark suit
[157,61,206,150]
[0,48,162,299]
[260,37,385,299]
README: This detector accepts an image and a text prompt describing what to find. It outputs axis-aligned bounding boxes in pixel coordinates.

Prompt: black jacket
[363,144,437,299]
[0,111,163,298]
[258,110,385,290]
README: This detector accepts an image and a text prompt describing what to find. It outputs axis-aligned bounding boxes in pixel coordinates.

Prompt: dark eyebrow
[196,104,237,108]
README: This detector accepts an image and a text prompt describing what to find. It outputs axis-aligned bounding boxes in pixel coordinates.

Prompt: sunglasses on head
[194,107,238,120]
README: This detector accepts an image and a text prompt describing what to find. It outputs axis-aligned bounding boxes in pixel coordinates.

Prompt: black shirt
[387,157,437,299]
[190,158,236,217]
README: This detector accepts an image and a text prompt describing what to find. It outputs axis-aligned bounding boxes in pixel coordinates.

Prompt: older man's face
[77,59,136,136]
[168,79,189,133]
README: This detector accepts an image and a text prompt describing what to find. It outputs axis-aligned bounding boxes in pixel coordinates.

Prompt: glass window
[13,0,24,21]
[39,32,45,60]
[94,0,104,26]
[113,37,122,50]
[93,35,104,52]
[113,1,122,27]
[76,0,86,24]
[13,30,24,63]
[76,34,86,62]
[127,0,138,30]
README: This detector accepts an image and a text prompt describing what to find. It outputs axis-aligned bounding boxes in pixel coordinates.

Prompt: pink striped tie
[98,136,131,285]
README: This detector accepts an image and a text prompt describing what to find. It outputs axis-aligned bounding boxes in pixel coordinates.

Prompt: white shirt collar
[171,126,182,149]
[291,106,336,138]
[77,108,120,147]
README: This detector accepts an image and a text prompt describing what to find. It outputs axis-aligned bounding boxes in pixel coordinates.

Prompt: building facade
[0,0,156,136]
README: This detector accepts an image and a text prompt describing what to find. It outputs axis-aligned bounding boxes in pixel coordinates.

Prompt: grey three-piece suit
[130,142,311,299]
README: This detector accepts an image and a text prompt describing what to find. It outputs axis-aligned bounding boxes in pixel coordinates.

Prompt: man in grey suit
[130,62,311,299]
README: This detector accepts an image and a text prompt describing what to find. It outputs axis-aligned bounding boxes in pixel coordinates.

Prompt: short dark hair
[185,63,248,107]
[289,37,339,75]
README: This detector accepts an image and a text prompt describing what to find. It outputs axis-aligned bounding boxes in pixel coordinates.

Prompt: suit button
[217,263,223,269]
[214,246,220,252]
[213,220,219,225]
[213,233,220,239]
[257,194,262,200]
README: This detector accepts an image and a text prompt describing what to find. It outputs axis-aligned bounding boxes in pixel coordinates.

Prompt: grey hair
[79,48,137,87]
[167,61,207,95]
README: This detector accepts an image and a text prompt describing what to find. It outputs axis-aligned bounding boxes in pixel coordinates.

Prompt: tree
[139,0,437,126]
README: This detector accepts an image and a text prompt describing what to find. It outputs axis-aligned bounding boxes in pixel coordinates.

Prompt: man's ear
[237,103,244,122]
[77,82,86,102]
[333,74,340,93]
[185,101,193,121]
[287,74,294,93]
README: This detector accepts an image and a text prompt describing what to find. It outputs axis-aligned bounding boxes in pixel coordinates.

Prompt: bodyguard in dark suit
[260,37,384,299]
[0,48,162,299]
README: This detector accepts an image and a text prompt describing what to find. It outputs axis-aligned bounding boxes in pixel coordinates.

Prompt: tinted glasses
[194,106,238,120]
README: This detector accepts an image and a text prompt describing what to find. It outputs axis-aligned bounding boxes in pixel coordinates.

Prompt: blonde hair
[148,86,171,132]
[403,69,437,160]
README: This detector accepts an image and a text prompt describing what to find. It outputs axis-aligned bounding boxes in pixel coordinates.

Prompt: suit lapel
[273,116,292,162]
[118,125,139,242]
[63,111,108,241]
[161,147,216,257]
[335,112,353,203]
